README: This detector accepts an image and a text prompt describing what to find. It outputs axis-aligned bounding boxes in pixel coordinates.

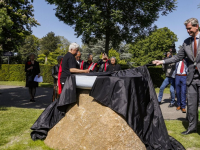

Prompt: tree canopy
[18,35,40,62]
[0,0,40,52]
[46,0,177,54]
[128,27,178,67]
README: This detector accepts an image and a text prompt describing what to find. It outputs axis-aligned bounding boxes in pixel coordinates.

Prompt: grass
[155,87,170,94]
[0,107,53,150]
[0,81,53,88]
[0,107,200,150]
[165,120,200,149]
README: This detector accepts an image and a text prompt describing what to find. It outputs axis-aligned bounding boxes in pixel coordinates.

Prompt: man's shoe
[181,130,197,135]
[168,103,175,107]
[181,108,186,113]
[30,99,35,102]
[176,106,181,111]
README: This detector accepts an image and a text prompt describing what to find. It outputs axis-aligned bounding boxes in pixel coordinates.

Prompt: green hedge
[0,64,165,87]
[147,66,165,88]
[0,64,54,84]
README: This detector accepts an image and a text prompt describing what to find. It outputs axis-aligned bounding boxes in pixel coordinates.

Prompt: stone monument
[44,90,146,150]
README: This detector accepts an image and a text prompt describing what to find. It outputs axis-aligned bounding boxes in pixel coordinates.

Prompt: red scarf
[88,62,97,71]
[104,60,109,71]
[57,59,63,94]
[80,60,84,70]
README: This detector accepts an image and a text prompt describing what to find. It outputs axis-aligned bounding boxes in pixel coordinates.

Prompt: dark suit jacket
[165,36,200,85]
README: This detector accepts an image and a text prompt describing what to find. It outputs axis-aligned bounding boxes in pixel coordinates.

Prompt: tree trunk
[105,0,110,55]
[45,56,48,64]
[105,28,110,55]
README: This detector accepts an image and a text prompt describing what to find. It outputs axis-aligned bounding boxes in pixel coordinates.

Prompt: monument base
[44,89,146,150]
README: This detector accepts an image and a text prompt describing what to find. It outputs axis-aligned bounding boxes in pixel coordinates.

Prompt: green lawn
[0,107,53,150]
[155,87,170,94]
[0,81,53,88]
[0,107,200,150]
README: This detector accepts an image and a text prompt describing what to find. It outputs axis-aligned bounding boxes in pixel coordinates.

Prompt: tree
[46,0,176,54]
[80,39,112,62]
[37,36,70,65]
[108,48,127,65]
[0,0,40,52]
[18,35,40,63]
[40,32,61,64]
[129,27,178,67]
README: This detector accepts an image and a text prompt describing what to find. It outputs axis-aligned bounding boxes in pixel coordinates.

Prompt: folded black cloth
[90,66,185,150]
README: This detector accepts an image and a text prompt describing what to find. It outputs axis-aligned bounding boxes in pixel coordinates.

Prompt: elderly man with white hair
[60,43,89,87]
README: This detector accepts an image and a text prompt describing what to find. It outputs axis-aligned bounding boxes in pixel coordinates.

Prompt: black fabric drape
[30,67,185,150]
[90,66,185,150]
[31,76,76,140]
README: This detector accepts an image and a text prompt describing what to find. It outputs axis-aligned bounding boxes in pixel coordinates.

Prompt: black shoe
[168,103,175,107]
[158,102,161,105]
[30,99,35,102]
[181,130,197,135]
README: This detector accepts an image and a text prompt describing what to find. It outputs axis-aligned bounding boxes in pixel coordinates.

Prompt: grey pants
[187,71,200,131]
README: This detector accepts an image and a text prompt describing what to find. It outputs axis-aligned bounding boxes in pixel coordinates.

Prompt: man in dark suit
[75,51,84,69]
[153,18,200,135]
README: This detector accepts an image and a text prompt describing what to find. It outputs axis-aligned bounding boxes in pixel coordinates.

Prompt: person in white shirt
[175,59,188,113]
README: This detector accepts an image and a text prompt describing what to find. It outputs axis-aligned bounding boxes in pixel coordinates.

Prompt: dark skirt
[26,75,38,88]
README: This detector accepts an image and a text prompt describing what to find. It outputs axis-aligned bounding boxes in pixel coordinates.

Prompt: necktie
[194,37,197,58]
[180,61,184,74]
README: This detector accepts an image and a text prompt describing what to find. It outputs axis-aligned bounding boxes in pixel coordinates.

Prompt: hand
[28,66,33,70]
[84,69,90,73]
[152,60,163,66]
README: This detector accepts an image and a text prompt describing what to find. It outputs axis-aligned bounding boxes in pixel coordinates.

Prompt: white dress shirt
[176,61,186,75]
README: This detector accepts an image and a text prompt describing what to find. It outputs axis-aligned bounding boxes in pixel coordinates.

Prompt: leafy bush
[147,66,165,87]
[0,64,54,84]
[0,64,165,87]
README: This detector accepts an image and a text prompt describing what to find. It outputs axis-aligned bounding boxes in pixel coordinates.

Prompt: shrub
[0,64,54,84]
[147,66,165,88]
[0,64,165,87]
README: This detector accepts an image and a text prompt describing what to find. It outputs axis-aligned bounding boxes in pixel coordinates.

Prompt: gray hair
[110,56,117,62]
[184,18,199,27]
[69,43,79,51]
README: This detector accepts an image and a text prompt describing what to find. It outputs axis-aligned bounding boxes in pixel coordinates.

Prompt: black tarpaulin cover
[31,66,185,150]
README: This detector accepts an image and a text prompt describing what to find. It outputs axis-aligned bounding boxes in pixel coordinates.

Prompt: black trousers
[187,70,200,131]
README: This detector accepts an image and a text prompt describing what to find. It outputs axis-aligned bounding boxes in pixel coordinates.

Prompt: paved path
[0,85,187,120]
[0,85,53,109]
[158,93,187,120]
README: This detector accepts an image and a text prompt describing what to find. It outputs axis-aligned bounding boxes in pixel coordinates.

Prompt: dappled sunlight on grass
[0,107,52,150]
[0,81,53,88]
[165,120,200,149]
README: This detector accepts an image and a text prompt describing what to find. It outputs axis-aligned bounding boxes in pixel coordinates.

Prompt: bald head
[75,51,81,61]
